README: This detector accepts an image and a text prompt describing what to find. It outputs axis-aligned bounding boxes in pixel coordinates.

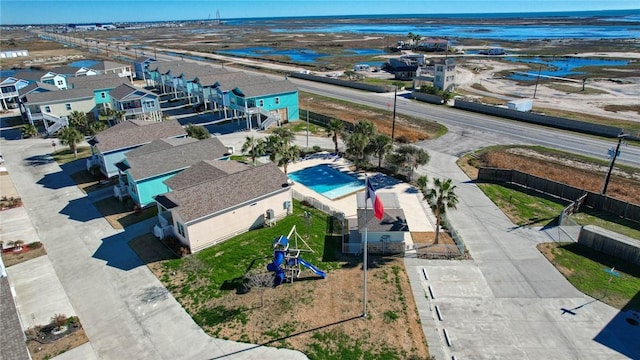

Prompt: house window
[101,92,106,99]
[65,103,72,110]
[144,101,155,109]
[44,106,51,113]
[258,99,264,107]
[275,97,280,105]
[177,222,185,237]
[57,80,64,86]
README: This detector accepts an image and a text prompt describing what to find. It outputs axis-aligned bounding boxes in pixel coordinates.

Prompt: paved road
[1,137,307,360]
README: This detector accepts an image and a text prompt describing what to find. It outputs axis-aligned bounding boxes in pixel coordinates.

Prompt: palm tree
[326,118,344,153]
[426,178,458,244]
[87,121,106,136]
[368,134,392,170]
[58,126,84,158]
[346,132,369,169]
[276,144,300,175]
[68,110,87,131]
[242,135,266,165]
[271,127,295,145]
[353,120,375,139]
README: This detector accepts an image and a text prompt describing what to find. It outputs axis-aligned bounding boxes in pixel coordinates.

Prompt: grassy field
[538,242,640,311]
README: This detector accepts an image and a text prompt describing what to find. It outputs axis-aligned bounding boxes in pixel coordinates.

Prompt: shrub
[28,241,43,249]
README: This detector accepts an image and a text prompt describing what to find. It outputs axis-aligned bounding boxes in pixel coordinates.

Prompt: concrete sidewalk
[1,138,307,360]
[406,150,634,359]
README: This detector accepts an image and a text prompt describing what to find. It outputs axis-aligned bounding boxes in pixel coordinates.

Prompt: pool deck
[287,155,437,248]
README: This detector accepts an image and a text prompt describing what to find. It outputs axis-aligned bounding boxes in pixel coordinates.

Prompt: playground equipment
[266,225,326,287]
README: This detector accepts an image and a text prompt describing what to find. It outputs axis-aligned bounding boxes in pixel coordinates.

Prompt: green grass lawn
[539,242,640,310]
[51,146,91,165]
[477,183,566,226]
[159,201,342,302]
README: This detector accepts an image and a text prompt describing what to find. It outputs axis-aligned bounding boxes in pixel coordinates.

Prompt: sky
[1,0,639,25]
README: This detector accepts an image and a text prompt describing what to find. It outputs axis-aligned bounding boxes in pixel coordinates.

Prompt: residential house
[433,58,456,92]
[48,65,98,80]
[132,56,156,84]
[227,79,299,129]
[22,88,95,135]
[114,137,229,207]
[0,76,29,110]
[352,192,409,255]
[88,60,134,80]
[154,161,293,253]
[67,74,130,119]
[109,83,162,122]
[385,57,420,80]
[86,119,186,178]
[17,81,59,123]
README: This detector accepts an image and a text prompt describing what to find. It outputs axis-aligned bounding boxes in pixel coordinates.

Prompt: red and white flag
[366,178,384,220]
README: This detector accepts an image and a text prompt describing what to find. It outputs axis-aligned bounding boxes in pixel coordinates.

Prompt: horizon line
[2,8,639,27]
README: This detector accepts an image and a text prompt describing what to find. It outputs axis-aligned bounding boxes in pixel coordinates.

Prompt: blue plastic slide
[298,258,326,279]
[267,251,286,287]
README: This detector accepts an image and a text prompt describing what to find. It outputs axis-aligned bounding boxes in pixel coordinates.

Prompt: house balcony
[0,90,19,99]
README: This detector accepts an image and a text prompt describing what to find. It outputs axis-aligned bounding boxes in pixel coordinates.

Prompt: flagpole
[363,175,368,318]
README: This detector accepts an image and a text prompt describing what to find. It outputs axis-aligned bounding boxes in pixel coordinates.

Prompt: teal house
[66,74,129,120]
[114,137,230,207]
[221,79,299,130]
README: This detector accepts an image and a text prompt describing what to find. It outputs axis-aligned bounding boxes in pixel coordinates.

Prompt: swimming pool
[288,164,364,200]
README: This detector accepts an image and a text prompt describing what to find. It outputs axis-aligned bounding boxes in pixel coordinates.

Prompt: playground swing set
[266,225,326,287]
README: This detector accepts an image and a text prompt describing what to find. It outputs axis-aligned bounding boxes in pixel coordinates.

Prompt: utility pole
[391,86,397,143]
[601,132,627,195]
[533,64,542,99]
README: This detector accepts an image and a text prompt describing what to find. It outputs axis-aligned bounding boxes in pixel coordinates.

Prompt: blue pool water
[69,59,99,68]
[289,164,364,200]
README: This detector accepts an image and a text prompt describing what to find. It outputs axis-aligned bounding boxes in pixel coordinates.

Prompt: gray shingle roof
[67,73,128,90]
[24,88,93,104]
[89,60,129,71]
[163,162,290,223]
[357,208,409,232]
[124,137,196,158]
[12,70,46,81]
[49,65,83,75]
[233,80,298,98]
[215,74,269,92]
[17,82,58,97]
[93,119,186,153]
[164,159,250,190]
[126,137,229,181]
[109,83,156,101]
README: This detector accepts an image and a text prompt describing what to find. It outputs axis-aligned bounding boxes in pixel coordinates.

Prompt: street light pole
[601,132,627,195]
[306,97,313,148]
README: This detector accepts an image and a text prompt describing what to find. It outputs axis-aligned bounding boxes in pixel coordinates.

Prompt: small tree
[425,178,458,244]
[58,126,84,158]
[87,121,106,136]
[391,145,430,181]
[21,124,39,138]
[14,240,24,251]
[51,313,67,331]
[184,123,210,140]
